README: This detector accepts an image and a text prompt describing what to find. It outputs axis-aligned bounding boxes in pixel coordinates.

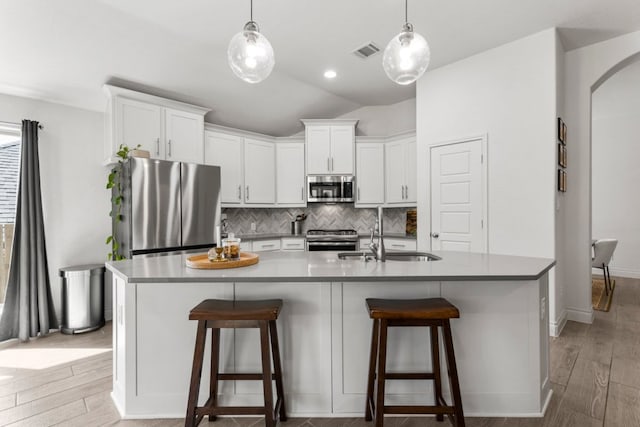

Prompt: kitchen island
[106,250,554,419]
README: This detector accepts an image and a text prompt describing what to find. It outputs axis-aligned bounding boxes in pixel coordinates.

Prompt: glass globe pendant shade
[227,21,275,84]
[383,23,431,85]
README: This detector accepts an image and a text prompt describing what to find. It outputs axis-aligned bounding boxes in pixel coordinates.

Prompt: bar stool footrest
[196,406,267,416]
[218,373,277,380]
[384,405,456,415]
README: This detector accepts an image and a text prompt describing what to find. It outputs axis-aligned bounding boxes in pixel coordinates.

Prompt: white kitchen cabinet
[104,85,208,164]
[302,120,358,175]
[240,240,252,252]
[281,237,306,251]
[331,282,439,413]
[355,142,385,206]
[235,282,332,413]
[204,130,244,205]
[244,138,276,204]
[276,142,306,206]
[385,238,417,251]
[252,239,281,252]
[385,137,416,205]
[164,108,204,164]
[359,237,416,252]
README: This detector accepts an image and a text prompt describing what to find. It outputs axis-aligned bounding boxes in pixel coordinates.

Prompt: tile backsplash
[222,205,414,235]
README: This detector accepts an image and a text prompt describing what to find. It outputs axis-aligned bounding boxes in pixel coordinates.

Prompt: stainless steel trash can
[59,264,105,334]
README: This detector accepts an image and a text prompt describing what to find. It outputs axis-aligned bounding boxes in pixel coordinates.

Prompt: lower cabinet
[358,237,417,252]
[252,239,281,252]
[330,282,440,413]
[281,237,306,251]
[233,282,332,413]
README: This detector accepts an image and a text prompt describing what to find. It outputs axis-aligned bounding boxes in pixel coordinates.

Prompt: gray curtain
[0,120,58,342]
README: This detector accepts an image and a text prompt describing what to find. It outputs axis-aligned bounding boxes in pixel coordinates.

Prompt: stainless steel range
[306,229,359,251]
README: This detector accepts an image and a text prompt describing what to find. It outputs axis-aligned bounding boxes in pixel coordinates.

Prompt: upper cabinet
[301,119,358,175]
[204,127,277,207]
[244,138,276,205]
[104,85,208,164]
[355,141,385,207]
[204,130,244,205]
[276,141,306,207]
[385,136,417,205]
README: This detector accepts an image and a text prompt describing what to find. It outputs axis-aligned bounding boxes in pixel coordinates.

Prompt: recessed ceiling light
[324,70,337,79]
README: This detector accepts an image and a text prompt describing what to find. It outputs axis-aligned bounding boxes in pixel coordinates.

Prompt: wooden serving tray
[186,252,259,269]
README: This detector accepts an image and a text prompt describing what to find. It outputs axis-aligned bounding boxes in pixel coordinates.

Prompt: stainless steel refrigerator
[114,157,221,257]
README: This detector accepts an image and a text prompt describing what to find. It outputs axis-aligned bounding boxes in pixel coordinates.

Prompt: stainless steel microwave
[307,175,354,203]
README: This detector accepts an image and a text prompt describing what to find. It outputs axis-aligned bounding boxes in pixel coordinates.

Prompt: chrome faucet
[368,206,386,262]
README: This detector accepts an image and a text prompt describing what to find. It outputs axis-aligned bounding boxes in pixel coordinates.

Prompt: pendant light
[227,0,275,84]
[382,0,431,85]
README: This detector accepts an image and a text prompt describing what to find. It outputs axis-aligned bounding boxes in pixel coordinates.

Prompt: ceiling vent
[353,42,381,59]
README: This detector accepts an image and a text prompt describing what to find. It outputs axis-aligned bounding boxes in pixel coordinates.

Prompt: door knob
[431,232,440,238]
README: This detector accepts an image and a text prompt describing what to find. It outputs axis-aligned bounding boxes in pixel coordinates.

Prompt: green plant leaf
[106,235,113,244]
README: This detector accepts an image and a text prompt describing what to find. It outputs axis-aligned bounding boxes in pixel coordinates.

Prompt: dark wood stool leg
[443,320,465,427]
[185,320,207,427]
[259,321,276,427]
[269,320,287,421]
[430,324,444,422]
[374,319,388,427]
[365,319,380,421]
[208,327,220,422]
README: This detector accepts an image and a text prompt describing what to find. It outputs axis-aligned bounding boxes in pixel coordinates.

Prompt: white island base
[108,251,553,419]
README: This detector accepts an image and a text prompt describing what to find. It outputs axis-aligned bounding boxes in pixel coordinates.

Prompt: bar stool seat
[185,299,287,427]
[365,298,465,427]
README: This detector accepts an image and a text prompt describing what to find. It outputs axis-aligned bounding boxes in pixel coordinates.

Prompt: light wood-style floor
[1,277,639,426]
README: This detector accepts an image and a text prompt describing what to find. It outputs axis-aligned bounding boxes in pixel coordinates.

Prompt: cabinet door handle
[331,157,334,171]
[238,185,242,200]
[357,187,360,201]
[391,244,404,248]
[431,232,440,239]
[327,157,330,172]
[155,138,160,156]
[167,139,172,157]
[301,187,304,201]
[246,186,249,200]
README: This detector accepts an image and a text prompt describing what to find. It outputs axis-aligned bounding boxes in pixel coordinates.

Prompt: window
[0,122,21,310]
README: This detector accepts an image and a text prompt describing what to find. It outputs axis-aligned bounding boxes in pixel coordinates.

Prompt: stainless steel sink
[337,252,441,261]
[337,252,367,259]
[385,252,442,262]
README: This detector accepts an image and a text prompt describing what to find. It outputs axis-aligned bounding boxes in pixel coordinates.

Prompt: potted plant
[105,144,139,260]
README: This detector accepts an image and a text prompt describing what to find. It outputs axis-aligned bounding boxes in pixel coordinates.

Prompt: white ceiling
[1,0,639,136]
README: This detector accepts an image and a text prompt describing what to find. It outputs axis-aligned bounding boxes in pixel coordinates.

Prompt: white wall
[591,60,640,278]
[563,30,640,324]
[416,28,557,256]
[416,28,560,331]
[0,93,109,324]
[335,98,416,136]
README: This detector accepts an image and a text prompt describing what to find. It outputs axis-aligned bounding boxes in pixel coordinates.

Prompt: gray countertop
[107,251,555,284]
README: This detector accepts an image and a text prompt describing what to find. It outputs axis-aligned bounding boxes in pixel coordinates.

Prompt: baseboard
[607,267,640,279]
[566,307,594,324]
[549,310,567,337]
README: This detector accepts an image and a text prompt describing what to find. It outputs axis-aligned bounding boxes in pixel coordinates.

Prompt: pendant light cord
[250,0,253,22]
[405,0,408,24]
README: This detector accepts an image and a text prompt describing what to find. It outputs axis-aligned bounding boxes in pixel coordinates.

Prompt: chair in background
[592,239,618,295]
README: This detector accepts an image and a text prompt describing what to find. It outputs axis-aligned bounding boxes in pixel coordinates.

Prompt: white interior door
[430,139,485,252]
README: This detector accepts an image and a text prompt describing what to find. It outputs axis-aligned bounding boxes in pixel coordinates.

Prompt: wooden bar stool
[364,298,465,427]
[185,299,287,427]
